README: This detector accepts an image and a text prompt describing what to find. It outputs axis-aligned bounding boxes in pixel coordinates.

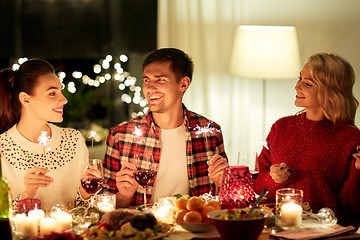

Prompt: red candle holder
[219,166,255,209]
[18,198,41,214]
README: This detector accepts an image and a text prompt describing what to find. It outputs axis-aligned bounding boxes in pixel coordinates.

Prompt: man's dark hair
[142,48,194,82]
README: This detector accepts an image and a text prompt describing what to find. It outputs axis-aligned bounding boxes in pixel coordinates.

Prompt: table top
[165,221,360,240]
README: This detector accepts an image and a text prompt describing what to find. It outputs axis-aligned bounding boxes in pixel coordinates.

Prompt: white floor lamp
[229,25,301,138]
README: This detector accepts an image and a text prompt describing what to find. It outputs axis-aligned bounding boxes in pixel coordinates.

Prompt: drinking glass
[81,158,104,222]
[132,153,155,211]
[276,188,303,229]
[237,152,259,181]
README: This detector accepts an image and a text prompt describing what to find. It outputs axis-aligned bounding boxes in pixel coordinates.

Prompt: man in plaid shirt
[103,48,228,207]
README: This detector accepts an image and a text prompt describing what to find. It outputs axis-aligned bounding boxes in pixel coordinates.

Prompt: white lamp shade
[229,25,301,80]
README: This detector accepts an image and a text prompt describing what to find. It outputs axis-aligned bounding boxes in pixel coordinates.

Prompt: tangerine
[186,196,204,212]
[201,205,216,222]
[174,209,188,222]
[204,200,221,211]
[183,211,202,223]
[175,196,189,210]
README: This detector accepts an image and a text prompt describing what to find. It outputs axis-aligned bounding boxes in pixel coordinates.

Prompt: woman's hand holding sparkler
[115,160,138,207]
[21,167,54,199]
[270,162,291,183]
[207,154,229,194]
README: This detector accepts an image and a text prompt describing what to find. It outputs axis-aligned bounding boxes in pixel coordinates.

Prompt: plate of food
[84,208,173,240]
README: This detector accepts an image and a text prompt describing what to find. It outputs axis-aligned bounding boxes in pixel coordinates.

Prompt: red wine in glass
[133,153,155,210]
[81,178,104,195]
[133,170,155,188]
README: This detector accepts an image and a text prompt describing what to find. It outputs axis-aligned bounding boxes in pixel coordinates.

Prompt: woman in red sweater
[255,53,360,227]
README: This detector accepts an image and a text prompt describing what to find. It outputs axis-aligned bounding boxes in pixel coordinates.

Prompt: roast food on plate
[86,209,172,240]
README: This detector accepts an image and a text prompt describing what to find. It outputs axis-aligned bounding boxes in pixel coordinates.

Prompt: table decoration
[18,198,41,214]
[55,211,72,233]
[96,192,116,213]
[39,217,56,237]
[219,165,256,209]
[151,197,176,224]
[276,188,303,230]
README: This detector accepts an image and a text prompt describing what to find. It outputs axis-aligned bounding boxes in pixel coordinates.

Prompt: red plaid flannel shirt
[103,105,227,206]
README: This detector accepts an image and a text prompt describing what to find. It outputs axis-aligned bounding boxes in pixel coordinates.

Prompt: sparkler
[133,125,145,155]
[194,121,220,157]
[260,141,292,173]
[38,131,51,157]
[89,130,96,159]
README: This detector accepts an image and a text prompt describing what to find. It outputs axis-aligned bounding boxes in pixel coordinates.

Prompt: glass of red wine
[81,158,104,223]
[133,153,155,211]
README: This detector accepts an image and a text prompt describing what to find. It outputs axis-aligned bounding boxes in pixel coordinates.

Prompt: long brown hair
[0,59,55,134]
[307,53,358,125]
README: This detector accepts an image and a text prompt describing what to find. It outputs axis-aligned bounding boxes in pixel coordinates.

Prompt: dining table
[164,219,360,240]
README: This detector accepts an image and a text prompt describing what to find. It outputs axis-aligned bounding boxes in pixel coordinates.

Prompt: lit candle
[55,212,72,233]
[14,213,27,234]
[97,202,115,213]
[28,208,45,225]
[22,216,38,238]
[280,202,302,228]
[40,217,56,237]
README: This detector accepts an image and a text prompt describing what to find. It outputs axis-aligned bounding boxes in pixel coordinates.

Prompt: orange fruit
[201,206,216,222]
[186,196,204,212]
[175,196,189,210]
[183,211,202,223]
[204,200,221,211]
[174,209,188,222]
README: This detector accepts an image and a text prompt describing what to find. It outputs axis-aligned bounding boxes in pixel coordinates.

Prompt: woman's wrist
[21,189,36,199]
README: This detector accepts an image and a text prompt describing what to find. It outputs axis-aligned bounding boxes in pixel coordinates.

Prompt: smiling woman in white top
[0,59,91,210]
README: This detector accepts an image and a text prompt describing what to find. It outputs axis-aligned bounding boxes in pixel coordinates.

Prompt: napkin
[272,224,356,240]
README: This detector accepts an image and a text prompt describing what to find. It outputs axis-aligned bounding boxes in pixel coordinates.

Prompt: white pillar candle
[23,216,38,238]
[14,213,27,234]
[280,202,302,228]
[40,217,56,237]
[55,212,72,233]
[28,209,45,225]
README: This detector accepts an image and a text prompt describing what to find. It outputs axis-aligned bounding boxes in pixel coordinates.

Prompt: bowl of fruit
[207,208,273,240]
[173,196,220,233]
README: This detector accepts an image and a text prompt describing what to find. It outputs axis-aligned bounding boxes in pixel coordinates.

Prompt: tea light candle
[280,202,302,227]
[40,217,56,237]
[23,216,38,238]
[14,213,27,234]
[97,202,115,213]
[55,211,72,232]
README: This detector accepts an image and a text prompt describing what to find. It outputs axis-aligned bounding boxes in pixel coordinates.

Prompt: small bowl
[207,209,273,240]
[175,220,214,233]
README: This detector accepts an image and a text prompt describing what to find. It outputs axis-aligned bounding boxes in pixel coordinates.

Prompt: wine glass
[81,158,104,223]
[238,152,259,181]
[133,153,155,211]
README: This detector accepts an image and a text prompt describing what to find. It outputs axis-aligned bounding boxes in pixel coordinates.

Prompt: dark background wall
[0,0,157,129]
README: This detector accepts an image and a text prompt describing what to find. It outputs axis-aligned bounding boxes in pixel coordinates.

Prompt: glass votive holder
[276,188,303,230]
[219,166,256,209]
[96,192,116,213]
[18,198,41,214]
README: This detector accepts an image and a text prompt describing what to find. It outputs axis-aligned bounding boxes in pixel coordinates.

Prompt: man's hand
[115,161,139,207]
[22,167,54,199]
[269,162,291,183]
[207,154,229,193]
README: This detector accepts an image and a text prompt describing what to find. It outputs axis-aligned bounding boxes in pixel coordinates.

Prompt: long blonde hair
[307,53,358,125]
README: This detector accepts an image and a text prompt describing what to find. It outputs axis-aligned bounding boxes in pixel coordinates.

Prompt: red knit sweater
[255,112,360,227]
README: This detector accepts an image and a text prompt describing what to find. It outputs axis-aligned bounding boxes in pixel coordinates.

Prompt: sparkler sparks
[193,121,220,156]
[133,125,145,155]
[38,131,51,156]
[89,130,97,159]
